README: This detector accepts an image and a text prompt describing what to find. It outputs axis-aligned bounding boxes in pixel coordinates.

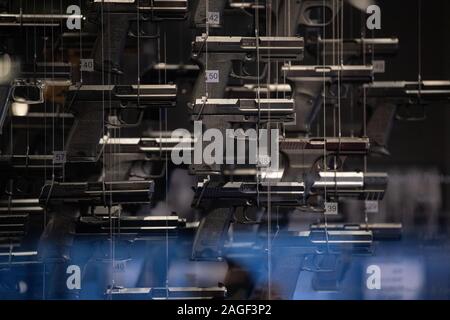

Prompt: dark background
[370,0,450,222]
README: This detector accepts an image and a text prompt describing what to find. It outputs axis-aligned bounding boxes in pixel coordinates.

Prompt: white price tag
[53,151,66,164]
[80,59,94,72]
[205,70,219,83]
[207,12,220,25]
[365,200,379,213]
[324,202,338,215]
[113,260,127,274]
[257,155,271,168]
[373,60,385,73]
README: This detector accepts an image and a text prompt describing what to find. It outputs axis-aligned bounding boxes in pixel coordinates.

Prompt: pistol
[89,0,187,74]
[190,97,295,175]
[64,83,177,162]
[0,0,84,28]
[191,171,387,260]
[314,37,399,64]
[279,136,370,181]
[39,180,154,207]
[364,80,450,155]
[191,35,304,100]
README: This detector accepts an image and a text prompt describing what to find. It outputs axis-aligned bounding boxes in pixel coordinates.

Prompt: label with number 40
[80,59,94,72]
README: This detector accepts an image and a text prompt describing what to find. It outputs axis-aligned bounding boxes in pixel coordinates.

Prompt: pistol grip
[286,81,323,134]
[0,85,11,134]
[251,248,306,299]
[299,0,339,27]
[92,14,130,74]
[191,207,234,261]
[192,55,233,100]
[367,102,397,156]
[65,103,104,162]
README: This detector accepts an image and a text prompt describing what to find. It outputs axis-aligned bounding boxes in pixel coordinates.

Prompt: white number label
[113,261,126,273]
[53,151,66,164]
[373,60,385,73]
[207,12,220,25]
[80,59,94,72]
[205,70,219,83]
[365,200,379,213]
[324,202,338,215]
[257,155,271,168]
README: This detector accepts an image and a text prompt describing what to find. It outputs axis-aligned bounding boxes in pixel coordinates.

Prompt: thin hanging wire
[163,29,170,300]
[42,0,47,299]
[362,2,369,228]
[417,0,422,94]
[322,0,330,253]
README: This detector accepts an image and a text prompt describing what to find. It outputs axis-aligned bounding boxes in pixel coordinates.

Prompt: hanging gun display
[191,171,387,261]
[89,0,188,74]
[191,36,304,100]
[6,0,450,302]
[364,80,450,155]
[64,84,177,162]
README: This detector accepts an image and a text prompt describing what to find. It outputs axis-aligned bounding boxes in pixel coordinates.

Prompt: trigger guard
[300,1,336,27]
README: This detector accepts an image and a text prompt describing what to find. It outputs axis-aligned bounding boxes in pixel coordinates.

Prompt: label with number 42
[207,12,220,25]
